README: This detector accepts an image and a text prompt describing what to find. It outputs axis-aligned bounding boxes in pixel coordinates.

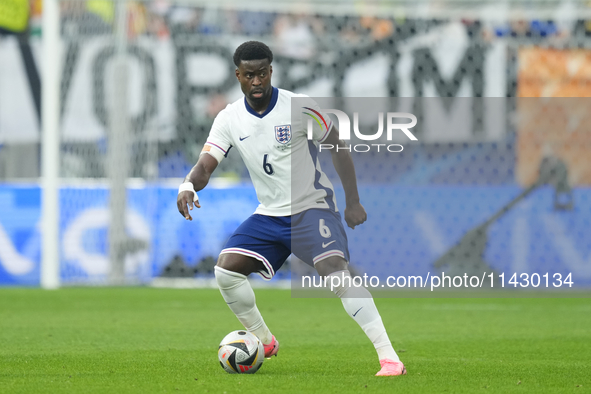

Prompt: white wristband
[178,182,199,202]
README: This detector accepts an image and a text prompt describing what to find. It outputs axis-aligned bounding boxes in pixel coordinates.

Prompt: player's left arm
[324,125,367,229]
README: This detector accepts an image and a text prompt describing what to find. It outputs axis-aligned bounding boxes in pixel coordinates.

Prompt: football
[218,330,264,374]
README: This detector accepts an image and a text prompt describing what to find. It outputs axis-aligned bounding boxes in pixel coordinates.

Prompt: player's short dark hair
[233,41,273,67]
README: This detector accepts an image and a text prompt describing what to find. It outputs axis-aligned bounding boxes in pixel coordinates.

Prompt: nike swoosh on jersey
[239,135,250,141]
[322,240,336,248]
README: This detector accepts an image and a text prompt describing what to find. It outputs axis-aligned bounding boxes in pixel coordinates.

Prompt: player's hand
[344,201,367,229]
[177,191,201,221]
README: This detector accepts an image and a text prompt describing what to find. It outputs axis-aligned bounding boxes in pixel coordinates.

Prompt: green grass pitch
[1,288,589,393]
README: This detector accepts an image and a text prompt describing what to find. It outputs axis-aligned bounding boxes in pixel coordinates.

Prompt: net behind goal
[0,0,590,287]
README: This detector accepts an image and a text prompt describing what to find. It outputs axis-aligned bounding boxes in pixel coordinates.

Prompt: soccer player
[177,41,406,376]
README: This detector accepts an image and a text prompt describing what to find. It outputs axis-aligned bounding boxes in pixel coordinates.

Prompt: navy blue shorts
[221,209,350,280]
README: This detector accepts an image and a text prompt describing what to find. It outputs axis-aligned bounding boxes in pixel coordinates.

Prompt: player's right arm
[177,107,232,221]
[177,153,219,221]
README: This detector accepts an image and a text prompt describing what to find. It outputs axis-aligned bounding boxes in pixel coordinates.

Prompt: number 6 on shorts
[319,219,332,238]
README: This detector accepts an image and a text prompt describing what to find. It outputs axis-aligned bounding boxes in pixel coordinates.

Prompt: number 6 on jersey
[263,154,274,175]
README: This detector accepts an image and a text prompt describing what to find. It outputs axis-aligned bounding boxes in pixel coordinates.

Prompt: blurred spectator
[146,0,170,39]
[60,0,112,37]
[127,1,148,38]
[29,0,43,36]
[274,14,316,59]
[359,16,394,41]
[573,19,591,37]
[494,19,563,39]
[167,6,200,33]
[166,6,226,35]
[233,10,276,36]
[197,7,224,35]
[337,15,395,45]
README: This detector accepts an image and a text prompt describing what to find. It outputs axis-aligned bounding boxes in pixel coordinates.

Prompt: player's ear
[235,68,240,80]
[269,65,273,75]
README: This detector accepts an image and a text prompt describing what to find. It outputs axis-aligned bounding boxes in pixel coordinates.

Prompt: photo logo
[303,108,418,153]
[302,107,331,134]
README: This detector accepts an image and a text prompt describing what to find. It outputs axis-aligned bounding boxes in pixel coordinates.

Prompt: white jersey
[202,87,337,216]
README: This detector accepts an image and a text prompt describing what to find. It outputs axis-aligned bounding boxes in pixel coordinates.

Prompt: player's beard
[249,87,270,104]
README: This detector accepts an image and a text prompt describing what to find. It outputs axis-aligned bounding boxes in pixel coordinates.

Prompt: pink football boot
[264,335,279,358]
[375,359,407,376]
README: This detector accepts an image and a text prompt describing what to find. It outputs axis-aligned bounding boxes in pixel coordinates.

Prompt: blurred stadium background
[0,0,590,288]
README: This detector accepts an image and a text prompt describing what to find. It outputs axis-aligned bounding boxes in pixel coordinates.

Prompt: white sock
[214,266,274,345]
[328,270,400,362]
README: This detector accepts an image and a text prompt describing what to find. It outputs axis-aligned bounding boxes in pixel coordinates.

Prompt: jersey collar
[244,87,279,118]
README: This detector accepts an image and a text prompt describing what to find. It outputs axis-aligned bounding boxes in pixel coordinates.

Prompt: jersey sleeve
[300,97,334,143]
[201,109,232,163]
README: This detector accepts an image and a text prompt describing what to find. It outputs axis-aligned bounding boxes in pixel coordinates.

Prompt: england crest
[275,125,291,144]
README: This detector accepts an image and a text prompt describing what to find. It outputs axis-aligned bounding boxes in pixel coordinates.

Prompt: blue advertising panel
[1,184,589,286]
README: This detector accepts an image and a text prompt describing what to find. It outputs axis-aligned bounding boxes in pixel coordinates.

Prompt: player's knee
[214,266,247,289]
[216,253,263,276]
[315,256,348,277]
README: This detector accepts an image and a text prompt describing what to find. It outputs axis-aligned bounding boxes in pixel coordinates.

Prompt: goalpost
[41,0,60,289]
[41,0,133,288]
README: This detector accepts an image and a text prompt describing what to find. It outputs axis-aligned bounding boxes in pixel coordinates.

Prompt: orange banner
[517,49,591,186]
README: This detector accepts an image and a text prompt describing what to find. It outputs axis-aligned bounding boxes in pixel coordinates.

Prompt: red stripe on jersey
[205,142,227,154]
